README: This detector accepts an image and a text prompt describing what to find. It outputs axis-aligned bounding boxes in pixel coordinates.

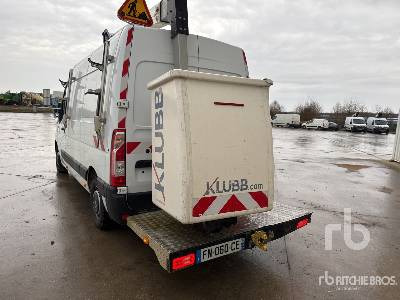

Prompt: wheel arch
[86,167,97,189]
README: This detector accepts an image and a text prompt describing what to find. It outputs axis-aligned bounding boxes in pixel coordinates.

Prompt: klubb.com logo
[319,271,397,291]
[204,177,263,196]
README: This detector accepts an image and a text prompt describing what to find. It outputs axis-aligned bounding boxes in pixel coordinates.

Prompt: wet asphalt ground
[0,113,399,299]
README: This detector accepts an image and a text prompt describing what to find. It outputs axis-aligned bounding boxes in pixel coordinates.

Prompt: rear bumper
[373,128,388,133]
[96,178,156,225]
[352,126,366,132]
[126,203,312,272]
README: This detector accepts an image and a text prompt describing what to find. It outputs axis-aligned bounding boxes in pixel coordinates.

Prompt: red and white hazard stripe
[117,27,134,132]
[192,191,268,217]
[126,142,152,155]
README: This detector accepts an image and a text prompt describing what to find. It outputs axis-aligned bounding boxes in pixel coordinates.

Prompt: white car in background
[302,118,329,130]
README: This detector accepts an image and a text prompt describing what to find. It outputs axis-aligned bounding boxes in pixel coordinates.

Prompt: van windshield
[352,119,365,124]
[375,120,387,125]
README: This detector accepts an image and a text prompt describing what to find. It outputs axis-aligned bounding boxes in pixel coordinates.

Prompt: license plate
[196,238,245,263]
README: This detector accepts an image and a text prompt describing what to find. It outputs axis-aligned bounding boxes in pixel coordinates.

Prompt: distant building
[43,89,51,106]
[50,91,64,107]
[20,92,43,106]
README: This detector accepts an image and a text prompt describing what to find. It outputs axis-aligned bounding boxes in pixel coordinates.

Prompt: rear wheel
[90,179,111,230]
[56,152,68,174]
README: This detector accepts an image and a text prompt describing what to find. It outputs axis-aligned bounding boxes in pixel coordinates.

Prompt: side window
[83,48,103,119]
[70,71,86,121]
[67,58,89,120]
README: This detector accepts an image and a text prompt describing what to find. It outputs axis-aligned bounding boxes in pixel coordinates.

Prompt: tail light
[296,218,309,229]
[110,129,126,187]
[172,253,196,271]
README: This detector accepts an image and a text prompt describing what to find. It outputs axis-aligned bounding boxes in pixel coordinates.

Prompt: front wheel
[90,179,111,230]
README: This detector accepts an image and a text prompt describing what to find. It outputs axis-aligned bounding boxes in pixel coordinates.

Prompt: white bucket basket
[148,70,274,224]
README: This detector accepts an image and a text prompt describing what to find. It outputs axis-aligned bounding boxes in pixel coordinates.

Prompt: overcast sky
[1,0,399,112]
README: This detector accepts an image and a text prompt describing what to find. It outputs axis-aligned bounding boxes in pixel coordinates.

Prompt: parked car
[302,118,329,130]
[344,117,367,132]
[271,113,301,128]
[366,117,389,134]
[328,122,339,131]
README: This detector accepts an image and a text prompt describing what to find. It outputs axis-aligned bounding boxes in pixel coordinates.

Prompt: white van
[55,25,250,228]
[302,118,329,130]
[344,117,367,132]
[366,117,389,134]
[271,113,301,128]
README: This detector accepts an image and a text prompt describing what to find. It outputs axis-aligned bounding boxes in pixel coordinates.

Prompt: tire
[90,179,111,230]
[56,152,68,174]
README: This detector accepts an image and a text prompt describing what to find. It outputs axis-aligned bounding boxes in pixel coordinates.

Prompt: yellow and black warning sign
[118,0,153,27]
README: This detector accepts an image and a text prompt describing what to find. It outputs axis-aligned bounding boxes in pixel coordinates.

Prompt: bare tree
[295,99,322,122]
[373,105,394,117]
[331,99,372,125]
[382,106,394,115]
[374,105,383,114]
[341,99,367,115]
[270,100,284,118]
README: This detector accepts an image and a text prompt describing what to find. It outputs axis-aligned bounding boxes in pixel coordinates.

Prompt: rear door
[125,27,250,196]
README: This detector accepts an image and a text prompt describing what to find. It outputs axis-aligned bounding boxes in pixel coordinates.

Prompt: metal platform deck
[127,203,312,271]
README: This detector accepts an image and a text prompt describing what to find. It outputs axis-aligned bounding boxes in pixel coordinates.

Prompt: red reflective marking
[118,117,126,129]
[93,135,99,148]
[214,101,244,107]
[126,28,133,45]
[297,218,309,229]
[120,88,128,100]
[249,191,268,208]
[172,253,195,271]
[219,195,247,214]
[122,59,130,77]
[192,196,217,217]
[126,142,141,154]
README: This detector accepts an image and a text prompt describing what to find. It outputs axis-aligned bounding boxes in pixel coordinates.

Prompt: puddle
[379,186,393,194]
[334,163,371,172]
